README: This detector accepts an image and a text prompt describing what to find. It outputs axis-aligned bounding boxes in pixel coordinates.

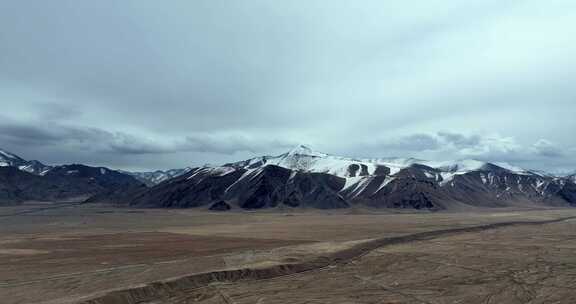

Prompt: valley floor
[0,203,575,304]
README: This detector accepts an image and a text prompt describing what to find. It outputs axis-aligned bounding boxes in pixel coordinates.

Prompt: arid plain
[1,203,576,304]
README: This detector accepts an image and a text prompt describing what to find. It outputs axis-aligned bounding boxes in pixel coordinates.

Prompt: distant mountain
[0,150,26,167]
[45,164,144,189]
[123,168,193,186]
[0,149,145,205]
[124,145,576,210]
[0,164,144,204]
[0,149,51,175]
[1,148,188,186]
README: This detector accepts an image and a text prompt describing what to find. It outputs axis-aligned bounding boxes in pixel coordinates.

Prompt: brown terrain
[1,203,576,304]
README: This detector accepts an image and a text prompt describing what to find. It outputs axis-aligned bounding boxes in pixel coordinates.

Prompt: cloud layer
[0,0,574,171]
[356,132,573,170]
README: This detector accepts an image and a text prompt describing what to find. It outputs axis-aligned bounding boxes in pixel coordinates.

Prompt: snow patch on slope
[227,145,533,182]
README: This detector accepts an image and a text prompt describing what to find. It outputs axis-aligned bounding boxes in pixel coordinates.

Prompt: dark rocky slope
[0,165,145,205]
[128,165,348,209]
[124,161,576,211]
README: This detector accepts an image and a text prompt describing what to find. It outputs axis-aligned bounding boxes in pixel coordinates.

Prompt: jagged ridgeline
[2,146,575,209]
[0,149,145,204]
[122,145,576,210]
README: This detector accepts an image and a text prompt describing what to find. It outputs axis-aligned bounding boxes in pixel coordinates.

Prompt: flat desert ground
[1,203,576,304]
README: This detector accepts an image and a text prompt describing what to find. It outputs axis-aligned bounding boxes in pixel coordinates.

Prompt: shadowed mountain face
[125,146,576,211]
[0,150,52,175]
[1,148,191,187]
[0,150,26,167]
[0,165,145,204]
[0,150,145,204]
[44,165,143,190]
[128,165,348,209]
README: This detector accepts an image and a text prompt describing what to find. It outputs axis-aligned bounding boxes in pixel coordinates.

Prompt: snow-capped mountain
[0,149,27,167]
[2,146,574,209]
[0,148,191,186]
[0,149,145,204]
[0,149,52,175]
[124,145,576,210]
[226,145,388,177]
[226,145,534,186]
[123,168,193,186]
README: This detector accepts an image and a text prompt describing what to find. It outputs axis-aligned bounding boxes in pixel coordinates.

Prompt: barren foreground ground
[1,203,575,304]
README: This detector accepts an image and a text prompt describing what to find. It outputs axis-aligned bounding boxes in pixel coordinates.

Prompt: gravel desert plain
[1,203,576,304]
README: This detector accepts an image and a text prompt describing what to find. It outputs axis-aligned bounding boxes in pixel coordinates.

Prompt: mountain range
[122,168,193,186]
[1,146,575,210]
[125,145,576,210]
[0,150,52,175]
[0,150,145,204]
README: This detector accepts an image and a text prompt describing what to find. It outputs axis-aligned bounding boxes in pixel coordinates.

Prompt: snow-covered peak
[283,144,328,158]
[397,159,524,174]
[225,146,539,180]
[0,149,26,167]
[426,159,486,172]
[124,167,194,186]
[491,162,529,173]
[0,149,53,175]
[226,146,372,177]
[361,157,423,166]
[19,160,52,175]
[359,157,426,175]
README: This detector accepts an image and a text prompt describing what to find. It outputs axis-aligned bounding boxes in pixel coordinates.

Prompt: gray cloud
[353,131,574,171]
[371,134,441,151]
[531,139,564,158]
[0,0,575,171]
[436,132,482,148]
[0,118,293,159]
[34,103,83,122]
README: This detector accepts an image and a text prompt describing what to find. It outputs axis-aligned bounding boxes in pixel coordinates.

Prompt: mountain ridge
[2,146,575,210]
[122,145,576,210]
[0,149,52,175]
[121,168,193,186]
[0,149,145,204]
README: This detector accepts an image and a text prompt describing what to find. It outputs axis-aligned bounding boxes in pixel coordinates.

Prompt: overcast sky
[1,0,575,172]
